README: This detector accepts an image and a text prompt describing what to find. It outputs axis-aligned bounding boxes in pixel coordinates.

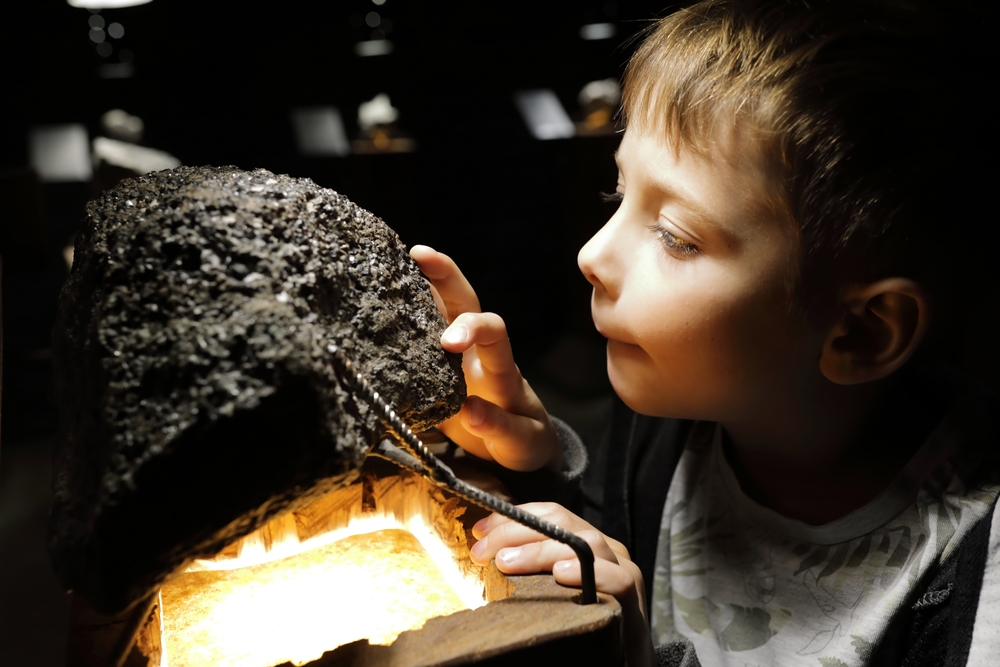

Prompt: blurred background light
[366,11,381,27]
[355,39,393,57]
[514,89,575,140]
[291,107,350,157]
[579,23,617,40]
[92,137,181,173]
[108,22,124,38]
[28,125,93,182]
[579,79,621,108]
[96,42,112,57]
[358,94,399,131]
[101,109,144,143]
[88,28,105,43]
[98,62,134,78]
[88,14,104,29]
[67,0,152,8]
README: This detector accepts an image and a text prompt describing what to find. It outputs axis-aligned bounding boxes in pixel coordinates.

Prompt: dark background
[0,1,675,663]
[1,0,687,443]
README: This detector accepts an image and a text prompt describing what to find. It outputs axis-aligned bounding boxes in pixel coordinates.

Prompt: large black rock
[49,166,465,613]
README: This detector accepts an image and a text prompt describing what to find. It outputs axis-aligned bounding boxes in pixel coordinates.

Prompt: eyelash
[599,191,623,204]
[647,224,700,256]
[598,191,701,257]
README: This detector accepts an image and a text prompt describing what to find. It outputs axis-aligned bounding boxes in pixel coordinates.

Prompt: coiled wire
[328,343,597,605]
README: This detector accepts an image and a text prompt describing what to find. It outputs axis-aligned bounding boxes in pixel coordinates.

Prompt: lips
[591,299,640,347]
[592,320,637,348]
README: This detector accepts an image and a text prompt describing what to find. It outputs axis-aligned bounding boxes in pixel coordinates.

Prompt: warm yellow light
[162,527,473,667]
[156,474,488,667]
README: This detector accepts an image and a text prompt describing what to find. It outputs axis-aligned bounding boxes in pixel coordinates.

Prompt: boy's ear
[819,278,931,385]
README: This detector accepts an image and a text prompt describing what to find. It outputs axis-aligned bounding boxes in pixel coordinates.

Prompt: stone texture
[49,166,465,614]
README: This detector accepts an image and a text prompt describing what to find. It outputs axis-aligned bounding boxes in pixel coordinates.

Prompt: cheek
[613,271,798,416]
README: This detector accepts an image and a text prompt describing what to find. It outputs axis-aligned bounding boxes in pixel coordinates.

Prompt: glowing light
[579,78,621,107]
[68,0,153,8]
[372,0,386,5]
[185,512,484,609]
[580,22,617,40]
[96,42,112,57]
[365,11,380,27]
[101,109,144,143]
[89,27,106,43]
[291,107,349,157]
[354,39,393,57]
[29,124,92,182]
[88,14,105,28]
[164,528,471,667]
[108,22,124,38]
[357,93,399,130]
[514,89,575,140]
[157,474,489,667]
[93,137,180,172]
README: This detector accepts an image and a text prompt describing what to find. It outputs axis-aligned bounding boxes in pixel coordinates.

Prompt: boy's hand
[471,503,657,667]
[409,245,562,472]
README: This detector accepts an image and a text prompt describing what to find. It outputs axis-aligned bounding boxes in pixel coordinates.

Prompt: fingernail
[441,323,468,346]
[554,560,573,573]
[471,537,487,559]
[497,547,521,565]
[467,397,485,427]
[473,516,491,535]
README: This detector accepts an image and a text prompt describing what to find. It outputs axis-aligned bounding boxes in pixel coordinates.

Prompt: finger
[552,558,657,667]
[472,529,620,569]
[552,558,639,602]
[441,313,531,413]
[409,246,481,320]
[472,503,587,539]
[460,396,559,471]
[432,412,494,462]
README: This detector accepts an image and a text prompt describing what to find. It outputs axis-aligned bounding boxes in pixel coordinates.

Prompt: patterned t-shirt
[650,399,1000,666]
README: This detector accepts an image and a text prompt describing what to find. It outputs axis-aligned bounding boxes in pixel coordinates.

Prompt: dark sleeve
[595,396,694,615]
[553,415,589,483]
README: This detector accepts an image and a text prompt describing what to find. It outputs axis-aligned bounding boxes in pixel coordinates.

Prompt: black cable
[329,343,598,605]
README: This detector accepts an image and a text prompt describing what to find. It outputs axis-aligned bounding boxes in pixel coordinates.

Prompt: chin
[605,346,706,419]
[606,348,661,416]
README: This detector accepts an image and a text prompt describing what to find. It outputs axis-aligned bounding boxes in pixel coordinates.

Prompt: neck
[720,371,943,525]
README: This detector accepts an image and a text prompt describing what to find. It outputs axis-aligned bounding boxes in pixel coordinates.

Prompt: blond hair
[621,0,992,318]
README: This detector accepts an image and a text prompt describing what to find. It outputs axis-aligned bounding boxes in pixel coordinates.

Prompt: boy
[412,0,999,665]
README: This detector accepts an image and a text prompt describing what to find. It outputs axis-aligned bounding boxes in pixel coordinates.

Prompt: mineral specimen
[49,166,465,613]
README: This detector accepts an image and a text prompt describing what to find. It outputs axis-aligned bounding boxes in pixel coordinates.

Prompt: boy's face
[579,128,820,422]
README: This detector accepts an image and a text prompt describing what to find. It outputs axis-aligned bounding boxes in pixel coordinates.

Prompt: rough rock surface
[49,166,465,613]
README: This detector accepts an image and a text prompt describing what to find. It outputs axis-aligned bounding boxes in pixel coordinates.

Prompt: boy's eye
[647,223,700,257]
[599,191,624,204]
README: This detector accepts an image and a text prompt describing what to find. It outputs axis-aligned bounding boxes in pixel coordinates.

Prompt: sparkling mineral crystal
[49,166,465,613]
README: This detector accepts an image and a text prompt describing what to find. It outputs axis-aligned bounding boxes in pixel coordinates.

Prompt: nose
[577,210,623,300]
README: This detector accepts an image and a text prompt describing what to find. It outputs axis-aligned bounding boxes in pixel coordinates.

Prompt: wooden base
[66,461,623,667]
